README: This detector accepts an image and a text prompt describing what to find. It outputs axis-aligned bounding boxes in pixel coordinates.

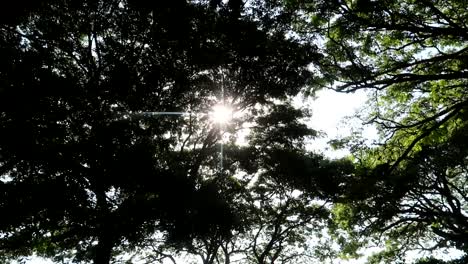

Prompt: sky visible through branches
[3,0,467,263]
[18,88,466,264]
[21,90,370,264]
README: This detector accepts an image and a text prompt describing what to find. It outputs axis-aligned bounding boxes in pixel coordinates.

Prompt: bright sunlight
[210,104,233,124]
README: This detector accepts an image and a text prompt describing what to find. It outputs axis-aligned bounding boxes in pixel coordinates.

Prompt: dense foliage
[287,0,468,262]
[0,0,345,263]
[2,0,468,263]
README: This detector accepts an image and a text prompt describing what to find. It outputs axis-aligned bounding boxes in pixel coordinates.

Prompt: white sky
[299,89,377,159]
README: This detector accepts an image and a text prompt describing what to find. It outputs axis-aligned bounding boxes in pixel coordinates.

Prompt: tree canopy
[2,0,468,264]
[0,0,342,263]
[286,0,468,262]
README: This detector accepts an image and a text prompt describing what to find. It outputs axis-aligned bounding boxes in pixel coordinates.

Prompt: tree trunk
[94,231,114,264]
[93,176,114,264]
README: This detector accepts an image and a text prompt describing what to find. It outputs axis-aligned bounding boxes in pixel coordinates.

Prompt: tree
[283,0,468,262]
[127,103,353,264]
[0,0,321,263]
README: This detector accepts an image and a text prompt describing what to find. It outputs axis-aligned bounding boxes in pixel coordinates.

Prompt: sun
[210,104,232,124]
